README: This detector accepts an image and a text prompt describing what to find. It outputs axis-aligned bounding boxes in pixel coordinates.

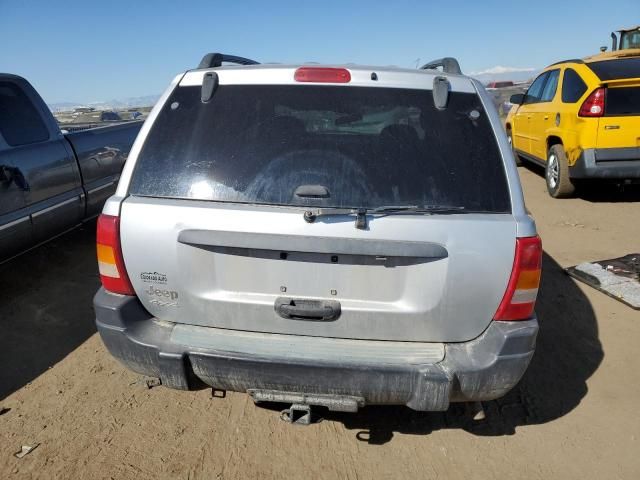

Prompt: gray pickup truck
[0,74,142,263]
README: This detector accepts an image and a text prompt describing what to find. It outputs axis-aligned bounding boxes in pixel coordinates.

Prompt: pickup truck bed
[0,73,142,263]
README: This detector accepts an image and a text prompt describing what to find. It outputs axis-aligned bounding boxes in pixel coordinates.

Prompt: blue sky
[0,0,636,103]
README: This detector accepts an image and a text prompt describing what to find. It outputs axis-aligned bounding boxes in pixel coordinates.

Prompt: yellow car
[505,49,640,197]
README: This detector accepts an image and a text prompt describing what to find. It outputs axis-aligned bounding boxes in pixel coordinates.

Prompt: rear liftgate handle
[275,297,341,321]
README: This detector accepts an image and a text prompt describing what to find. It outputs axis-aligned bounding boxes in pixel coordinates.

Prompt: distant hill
[469,66,539,85]
[48,94,160,112]
[47,101,83,112]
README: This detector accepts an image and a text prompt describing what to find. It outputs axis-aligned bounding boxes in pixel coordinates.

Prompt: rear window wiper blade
[371,205,467,214]
[303,205,466,229]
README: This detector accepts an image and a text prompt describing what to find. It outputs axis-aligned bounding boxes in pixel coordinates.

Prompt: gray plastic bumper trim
[94,288,537,411]
[570,148,640,179]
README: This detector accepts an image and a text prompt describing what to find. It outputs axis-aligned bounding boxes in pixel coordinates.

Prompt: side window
[621,31,640,49]
[561,69,588,103]
[540,70,560,102]
[0,81,50,147]
[524,72,549,104]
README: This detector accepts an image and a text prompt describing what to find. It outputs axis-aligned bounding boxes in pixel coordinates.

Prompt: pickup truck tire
[546,145,575,198]
[506,129,522,166]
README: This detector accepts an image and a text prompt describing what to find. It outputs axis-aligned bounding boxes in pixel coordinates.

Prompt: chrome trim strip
[88,181,115,195]
[0,216,30,231]
[32,197,79,218]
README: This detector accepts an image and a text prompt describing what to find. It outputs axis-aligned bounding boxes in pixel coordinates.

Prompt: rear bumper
[570,147,640,179]
[94,288,538,412]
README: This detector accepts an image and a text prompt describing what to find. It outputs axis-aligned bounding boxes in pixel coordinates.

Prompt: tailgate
[120,197,516,343]
[597,81,640,149]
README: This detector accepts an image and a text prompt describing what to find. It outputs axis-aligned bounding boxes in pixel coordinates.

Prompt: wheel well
[547,136,563,151]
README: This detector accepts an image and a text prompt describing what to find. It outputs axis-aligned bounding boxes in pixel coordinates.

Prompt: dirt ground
[1,165,639,479]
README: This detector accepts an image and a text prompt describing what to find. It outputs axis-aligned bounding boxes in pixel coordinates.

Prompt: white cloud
[470,65,536,76]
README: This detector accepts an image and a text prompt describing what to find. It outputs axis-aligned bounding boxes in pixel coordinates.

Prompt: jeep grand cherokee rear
[94,54,540,414]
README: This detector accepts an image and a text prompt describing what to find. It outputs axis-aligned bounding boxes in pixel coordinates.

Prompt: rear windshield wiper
[303,205,466,229]
[371,205,466,214]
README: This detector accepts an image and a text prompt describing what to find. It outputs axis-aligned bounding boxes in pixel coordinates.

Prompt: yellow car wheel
[546,145,575,198]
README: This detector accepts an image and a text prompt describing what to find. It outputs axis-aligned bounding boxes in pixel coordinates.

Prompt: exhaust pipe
[611,32,618,52]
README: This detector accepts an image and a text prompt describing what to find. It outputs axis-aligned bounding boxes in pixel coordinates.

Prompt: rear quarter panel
[66,121,142,217]
[472,79,535,238]
[555,66,601,165]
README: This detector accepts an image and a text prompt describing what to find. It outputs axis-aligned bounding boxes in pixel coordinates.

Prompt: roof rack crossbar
[420,57,462,75]
[198,53,260,69]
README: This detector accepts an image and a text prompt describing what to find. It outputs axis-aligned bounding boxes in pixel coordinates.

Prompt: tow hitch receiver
[280,404,315,425]
[248,389,365,425]
[248,389,363,411]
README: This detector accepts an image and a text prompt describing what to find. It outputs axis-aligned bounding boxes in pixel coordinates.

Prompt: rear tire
[506,129,522,166]
[546,144,575,198]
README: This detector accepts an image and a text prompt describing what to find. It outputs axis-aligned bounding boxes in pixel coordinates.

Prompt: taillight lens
[294,67,351,83]
[578,87,605,117]
[96,214,135,295]
[493,236,542,321]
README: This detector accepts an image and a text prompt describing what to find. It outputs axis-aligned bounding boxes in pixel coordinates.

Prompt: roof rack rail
[420,57,462,75]
[549,58,584,66]
[197,53,260,69]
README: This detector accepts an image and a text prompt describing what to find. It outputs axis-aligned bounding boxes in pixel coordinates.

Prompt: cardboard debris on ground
[566,254,640,310]
[14,444,39,459]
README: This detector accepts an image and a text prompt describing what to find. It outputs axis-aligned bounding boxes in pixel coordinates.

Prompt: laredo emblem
[140,271,168,284]
[149,298,178,307]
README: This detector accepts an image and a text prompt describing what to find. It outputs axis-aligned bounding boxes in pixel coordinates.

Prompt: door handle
[0,165,13,185]
[544,115,549,120]
[275,297,341,321]
[0,165,29,190]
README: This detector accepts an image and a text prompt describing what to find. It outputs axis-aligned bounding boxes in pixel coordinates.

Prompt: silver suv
[94,53,541,419]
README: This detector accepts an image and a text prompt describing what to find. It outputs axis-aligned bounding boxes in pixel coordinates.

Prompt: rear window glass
[606,87,640,115]
[587,58,640,81]
[0,81,49,147]
[561,68,588,103]
[130,85,510,213]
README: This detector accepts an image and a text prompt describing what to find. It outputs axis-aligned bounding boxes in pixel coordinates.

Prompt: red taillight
[96,214,135,295]
[578,87,605,117]
[294,67,351,83]
[493,236,542,321]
